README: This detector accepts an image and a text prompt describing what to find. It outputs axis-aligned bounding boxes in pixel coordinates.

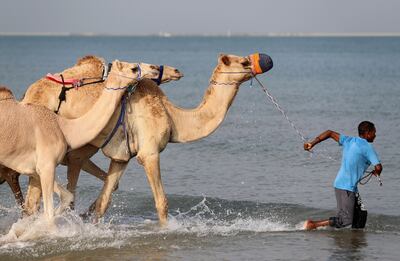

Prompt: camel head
[108,61,183,87]
[161,65,184,83]
[138,64,183,85]
[108,60,161,86]
[214,53,273,84]
[0,86,15,101]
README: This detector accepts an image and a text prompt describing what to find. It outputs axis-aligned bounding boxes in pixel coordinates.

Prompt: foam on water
[0,212,136,257]
[1,195,400,258]
[0,197,306,257]
[165,197,300,236]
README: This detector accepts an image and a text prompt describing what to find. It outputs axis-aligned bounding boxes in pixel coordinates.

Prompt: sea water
[0,36,399,260]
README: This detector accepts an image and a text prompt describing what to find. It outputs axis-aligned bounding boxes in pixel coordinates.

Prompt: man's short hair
[358,121,375,135]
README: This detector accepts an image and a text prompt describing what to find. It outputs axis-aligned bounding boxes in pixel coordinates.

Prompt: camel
[70,53,273,225]
[0,59,160,221]
[0,55,183,214]
[13,53,272,226]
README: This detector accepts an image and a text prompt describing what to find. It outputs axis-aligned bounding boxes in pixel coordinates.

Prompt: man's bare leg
[304,219,330,230]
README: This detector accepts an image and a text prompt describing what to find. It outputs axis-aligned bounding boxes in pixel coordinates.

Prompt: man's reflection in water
[328,230,367,261]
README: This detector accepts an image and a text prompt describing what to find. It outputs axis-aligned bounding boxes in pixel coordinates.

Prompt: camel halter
[105,63,142,91]
[209,53,273,86]
[209,68,254,86]
[152,65,164,85]
[46,62,112,89]
[100,65,167,157]
[48,62,164,114]
[48,62,112,114]
[99,63,144,157]
[106,64,166,90]
[100,93,133,157]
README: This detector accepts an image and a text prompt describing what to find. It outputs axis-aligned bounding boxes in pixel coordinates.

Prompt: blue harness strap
[101,93,128,149]
[152,65,164,85]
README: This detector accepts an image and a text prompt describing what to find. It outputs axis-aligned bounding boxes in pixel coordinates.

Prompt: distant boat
[158,32,172,37]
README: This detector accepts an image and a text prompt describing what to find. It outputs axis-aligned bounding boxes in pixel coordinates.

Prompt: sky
[0,0,399,35]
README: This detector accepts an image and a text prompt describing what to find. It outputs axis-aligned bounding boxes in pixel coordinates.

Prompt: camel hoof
[79,211,100,224]
[79,211,91,221]
[91,216,99,224]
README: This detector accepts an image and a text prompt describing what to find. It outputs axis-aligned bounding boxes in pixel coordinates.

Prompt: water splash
[165,197,298,236]
[1,196,399,258]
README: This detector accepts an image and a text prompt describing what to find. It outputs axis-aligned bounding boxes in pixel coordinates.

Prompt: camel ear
[112,59,123,70]
[0,85,14,100]
[218,54,231,66]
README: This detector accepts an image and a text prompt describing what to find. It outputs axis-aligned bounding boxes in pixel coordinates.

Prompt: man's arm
[304,130,340,151]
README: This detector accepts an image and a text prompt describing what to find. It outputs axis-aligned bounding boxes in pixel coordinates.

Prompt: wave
[1,195,399,258]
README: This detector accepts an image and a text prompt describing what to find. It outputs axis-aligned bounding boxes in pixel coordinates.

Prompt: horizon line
[1,32,400,37]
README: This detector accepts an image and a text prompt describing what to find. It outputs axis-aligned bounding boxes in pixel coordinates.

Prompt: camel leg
[24,176,42,216]
[66,161,83,209]
[5,171,24,208]
[88,160,128,222]
[65,145,99,208]
[138,153,168,226]
[37,164,55,221]
[20,175,72,217]
[81,159,107,181]
[0,167,24,208]
[54,181,73,215]
[82,159,119,191]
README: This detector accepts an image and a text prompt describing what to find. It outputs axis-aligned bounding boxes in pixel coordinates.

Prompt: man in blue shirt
[303,121,382,230]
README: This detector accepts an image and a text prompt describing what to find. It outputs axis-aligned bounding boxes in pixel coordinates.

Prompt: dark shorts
[329,188,356,228]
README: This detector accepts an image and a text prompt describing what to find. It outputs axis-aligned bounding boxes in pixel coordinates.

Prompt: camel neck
[57,74,129,150]
[164,73,241,143]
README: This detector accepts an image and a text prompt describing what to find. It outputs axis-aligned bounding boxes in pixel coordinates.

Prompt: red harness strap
[46,73,82,87]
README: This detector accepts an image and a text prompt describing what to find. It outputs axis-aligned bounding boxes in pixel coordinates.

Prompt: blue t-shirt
[334,135,380,192]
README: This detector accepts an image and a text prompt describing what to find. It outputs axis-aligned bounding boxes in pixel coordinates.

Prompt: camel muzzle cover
[249,53,273,75]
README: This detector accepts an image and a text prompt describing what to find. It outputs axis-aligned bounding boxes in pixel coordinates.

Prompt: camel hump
[76,55,105,67]
[0,85,15,100]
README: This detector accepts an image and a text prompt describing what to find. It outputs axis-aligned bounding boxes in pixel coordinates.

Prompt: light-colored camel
[77,53,273,225]
[0,60,157,221]
[6,56,183,215]
[19,53,272,226]
[0,56,182,210]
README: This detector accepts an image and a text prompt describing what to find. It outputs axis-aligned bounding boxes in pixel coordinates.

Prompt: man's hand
[304,142,314,151]
[373,164,383,176]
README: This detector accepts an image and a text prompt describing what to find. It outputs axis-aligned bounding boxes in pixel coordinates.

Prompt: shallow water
[1,36,400,260]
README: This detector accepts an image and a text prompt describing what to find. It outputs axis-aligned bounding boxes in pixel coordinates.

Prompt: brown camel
[1,56,183,214]
[74,53,273,225]
[0,59,156,221]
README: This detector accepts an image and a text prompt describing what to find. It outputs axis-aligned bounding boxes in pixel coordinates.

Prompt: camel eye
[150,65,158,70]
[241,60,250,67]
[131,67,138,73]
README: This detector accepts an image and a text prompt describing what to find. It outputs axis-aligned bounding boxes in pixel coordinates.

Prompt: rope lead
[253,76,382,186]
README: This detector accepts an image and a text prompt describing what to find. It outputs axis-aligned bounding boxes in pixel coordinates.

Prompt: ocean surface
[0,36,399,260]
